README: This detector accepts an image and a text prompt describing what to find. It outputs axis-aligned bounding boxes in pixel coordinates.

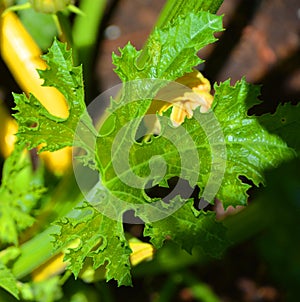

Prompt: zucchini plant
[0,0,298,301]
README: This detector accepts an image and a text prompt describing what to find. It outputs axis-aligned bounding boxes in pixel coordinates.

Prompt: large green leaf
[12,11,295,287]
[96,79,295,215]
[94,79,294,253]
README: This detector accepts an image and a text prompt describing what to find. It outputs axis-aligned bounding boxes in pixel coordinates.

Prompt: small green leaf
[0,261,19,299]
[53,205,132,286]
[113,12,223,82]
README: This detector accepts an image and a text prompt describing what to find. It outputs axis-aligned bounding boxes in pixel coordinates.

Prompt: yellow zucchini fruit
[39,147,73,175]
[0,11,69,118]
[0,11,71,174]
[0,101,18,158]
[0,106,72,175]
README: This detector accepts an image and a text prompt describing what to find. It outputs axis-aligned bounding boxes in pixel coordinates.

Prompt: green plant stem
[12,225,60,279]
[12,180,105,279]
[11,170,83,278]
[12,205,85,279]
[72,0,106,59]
[137,0,224,68]
[72,0,107,99]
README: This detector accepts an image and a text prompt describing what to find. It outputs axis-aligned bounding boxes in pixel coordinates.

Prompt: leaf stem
[72,0,107,99]
[72,0,106,57]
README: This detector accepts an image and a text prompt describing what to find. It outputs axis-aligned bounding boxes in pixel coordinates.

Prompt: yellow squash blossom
[146,69,214,134]
[0,11,71,174]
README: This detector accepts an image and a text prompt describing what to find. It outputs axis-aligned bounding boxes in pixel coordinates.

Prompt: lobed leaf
[113,12,223,82]
[13,39,96,165]
[11,11,296,287]
[53,205,132,286]
[212,80,296,206]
